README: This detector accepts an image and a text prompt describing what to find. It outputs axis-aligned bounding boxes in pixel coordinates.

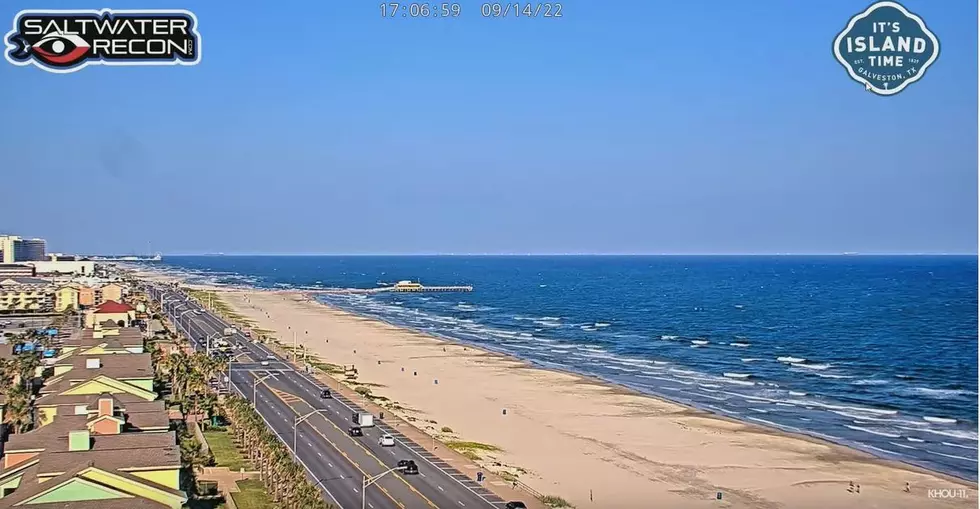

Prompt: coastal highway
[147,284,510,509]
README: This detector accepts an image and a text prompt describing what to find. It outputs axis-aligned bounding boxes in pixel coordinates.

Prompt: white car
[260,360,270,366]
[379,435,395,447]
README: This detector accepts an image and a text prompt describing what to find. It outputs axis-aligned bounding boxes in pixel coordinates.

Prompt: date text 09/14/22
[378,3,563,18]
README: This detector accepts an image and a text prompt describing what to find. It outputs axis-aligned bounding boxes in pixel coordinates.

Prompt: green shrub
[539,495,574,508]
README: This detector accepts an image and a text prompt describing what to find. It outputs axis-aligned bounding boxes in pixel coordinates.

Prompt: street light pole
[362,466,405,509]
[227,352,248,391]
[293,410,330,460]
[252,373,275,405]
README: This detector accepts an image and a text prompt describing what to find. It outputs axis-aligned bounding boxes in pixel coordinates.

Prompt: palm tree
[4,385,31,433]
[220,396,335,509]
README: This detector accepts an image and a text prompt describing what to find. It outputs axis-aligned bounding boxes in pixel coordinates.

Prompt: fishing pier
[304,280,472,295]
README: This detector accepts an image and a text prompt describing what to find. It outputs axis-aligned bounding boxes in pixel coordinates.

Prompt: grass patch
[310,361,344,374]
[354,386,372,396]
[203,429,249,471]
[498,471,518,483]
[445,441,501,452]
[231,479,276,509]
[539,495,574,508]
[440,426,453,433]
[461,450,482,461]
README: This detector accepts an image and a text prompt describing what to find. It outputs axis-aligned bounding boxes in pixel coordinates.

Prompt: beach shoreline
[135,267,977,508]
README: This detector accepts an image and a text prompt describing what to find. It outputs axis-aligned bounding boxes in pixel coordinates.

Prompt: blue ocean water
[152,255,979,480]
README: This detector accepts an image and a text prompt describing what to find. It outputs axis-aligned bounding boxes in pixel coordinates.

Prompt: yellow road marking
[269,387,302,403]
[256,378,411,509]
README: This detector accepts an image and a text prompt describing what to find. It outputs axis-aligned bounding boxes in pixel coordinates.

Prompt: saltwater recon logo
[4,9,201,73]
[833,1,939,96]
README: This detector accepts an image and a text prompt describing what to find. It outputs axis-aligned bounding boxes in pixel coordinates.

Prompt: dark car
[398,460,418,475]
[505,503,527,509]
[320,389,331,399]
[348,426,363,437]
[351,412,359,423]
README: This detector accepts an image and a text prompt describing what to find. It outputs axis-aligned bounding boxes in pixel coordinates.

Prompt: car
[348,426,363,437]
[320,389,331,399]
[379,434,395,447]
[397,460,418,475]
[260,360,270,366]
[505,503,528,509]
[266,355,275,360]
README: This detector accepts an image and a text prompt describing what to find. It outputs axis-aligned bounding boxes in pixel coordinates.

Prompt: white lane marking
[353,487,359,493]
[328,462,334,468]
[458,502,465,507]
[438,486,445,492]
[228,380,345,509]
[368,503,374,509]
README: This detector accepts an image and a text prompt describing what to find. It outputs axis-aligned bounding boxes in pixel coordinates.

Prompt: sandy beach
[154,283,972,509]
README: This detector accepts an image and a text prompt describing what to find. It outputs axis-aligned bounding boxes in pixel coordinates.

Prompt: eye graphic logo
[833,1,939,96]
[30,32,91,65]
[5,8,201,73]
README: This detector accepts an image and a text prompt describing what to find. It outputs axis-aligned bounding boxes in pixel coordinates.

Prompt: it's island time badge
[834,1,939,96]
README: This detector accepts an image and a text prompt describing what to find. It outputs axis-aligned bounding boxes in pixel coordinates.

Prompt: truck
[353,412,374,427]
[223,327,236,336]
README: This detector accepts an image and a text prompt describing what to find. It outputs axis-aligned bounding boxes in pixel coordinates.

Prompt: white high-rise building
[0,235,47,263]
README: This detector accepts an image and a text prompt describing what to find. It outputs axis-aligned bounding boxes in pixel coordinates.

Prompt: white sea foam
[594,322,611,328]
[791,362,831,370]
[653,361,670,365]
[889,441,918,450]
[788,391,807,396]
[845,425,901,438]
[748,408,769,413]
[670,369,697,375]
[926,450,978,463]
[814,373,853,379]
[705,404,740,416]
[534,320,561,328]
[722,379,755,386]
[691,340,709,345]
[723,373,751,379]
[660,335,679,340]
[906,437,925,443]
[729,342,750,347]
[745,417,803,433]
[917,428,979,441]
[698,384,721,389]
[777,356,805,363]
[923,416,958,424]
[852,379,890,386]
[905,388,977,400]
[942,441,978,450]
[862,445,905,457]
[741,358,762,363]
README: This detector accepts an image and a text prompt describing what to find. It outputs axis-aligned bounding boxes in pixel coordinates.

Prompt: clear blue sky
[2,0,976,255]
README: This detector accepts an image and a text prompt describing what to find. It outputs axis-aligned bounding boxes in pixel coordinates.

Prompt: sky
[1,0,976,255]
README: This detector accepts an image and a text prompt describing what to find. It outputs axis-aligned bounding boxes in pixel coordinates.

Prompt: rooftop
[94,300,135,313]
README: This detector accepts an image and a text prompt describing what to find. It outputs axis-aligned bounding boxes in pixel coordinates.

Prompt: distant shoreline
[139,253,979,258]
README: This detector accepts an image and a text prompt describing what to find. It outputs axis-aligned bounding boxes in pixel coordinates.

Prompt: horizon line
[119,252,979,257]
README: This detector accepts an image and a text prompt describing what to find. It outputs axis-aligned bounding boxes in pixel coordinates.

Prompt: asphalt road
[147,284,510,509]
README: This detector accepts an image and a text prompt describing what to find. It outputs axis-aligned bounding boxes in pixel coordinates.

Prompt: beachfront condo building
[0,235,46,263]
[0,277,55,313]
